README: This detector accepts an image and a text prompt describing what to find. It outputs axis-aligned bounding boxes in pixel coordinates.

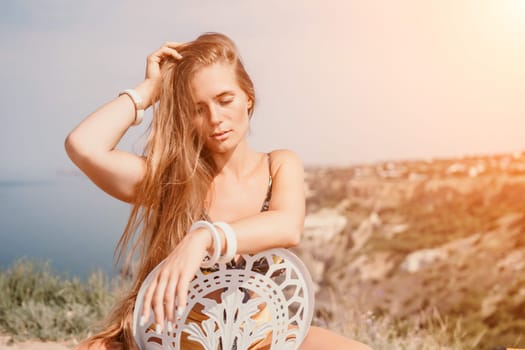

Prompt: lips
[211,130,232,141]
[212,130,229,137]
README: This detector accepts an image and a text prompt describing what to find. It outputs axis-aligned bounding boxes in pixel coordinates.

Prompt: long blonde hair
[88,32,256,349]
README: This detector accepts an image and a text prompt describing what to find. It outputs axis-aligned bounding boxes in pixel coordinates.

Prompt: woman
[65,33,371,350]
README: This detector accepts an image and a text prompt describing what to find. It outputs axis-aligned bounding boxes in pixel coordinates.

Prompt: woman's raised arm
[64,42,183,203]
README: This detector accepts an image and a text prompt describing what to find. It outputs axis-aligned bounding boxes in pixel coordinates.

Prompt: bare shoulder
[266,149,305,212]
[268,149,304,175]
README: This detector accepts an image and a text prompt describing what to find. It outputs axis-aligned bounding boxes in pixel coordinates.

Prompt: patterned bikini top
[201,153,273,273]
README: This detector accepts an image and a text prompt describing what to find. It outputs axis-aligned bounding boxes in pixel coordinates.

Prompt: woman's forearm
[64,80,157,203]
[231,209,304,253]
[65,80,155,157]
[195,209,303,263]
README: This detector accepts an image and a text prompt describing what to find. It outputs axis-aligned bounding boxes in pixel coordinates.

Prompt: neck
[211,139,255,180]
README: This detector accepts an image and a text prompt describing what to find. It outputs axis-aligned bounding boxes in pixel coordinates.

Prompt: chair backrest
[133,248,314,350]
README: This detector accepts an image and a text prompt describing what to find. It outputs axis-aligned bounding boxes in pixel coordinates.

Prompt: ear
[247,98,253,110]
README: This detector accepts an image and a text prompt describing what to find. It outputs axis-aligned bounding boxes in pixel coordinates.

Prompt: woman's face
[191,62,253,154]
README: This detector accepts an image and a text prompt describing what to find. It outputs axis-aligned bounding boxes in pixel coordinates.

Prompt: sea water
[0,176,130,280]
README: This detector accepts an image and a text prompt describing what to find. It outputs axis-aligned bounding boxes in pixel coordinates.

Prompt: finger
[159,41,184,57]
[148,47,182,64]
[141,278,158,327]
[160,41,183,49]
[175,273,192,320]
[157,46,183,60]
[152,272,170,333]
[164,47,183,60]
[164,277,178,323]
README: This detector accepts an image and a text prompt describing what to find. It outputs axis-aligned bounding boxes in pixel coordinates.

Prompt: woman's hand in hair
[140,227,214,333]
[141,41,184,108]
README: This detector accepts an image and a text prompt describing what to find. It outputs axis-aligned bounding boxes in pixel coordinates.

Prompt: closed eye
[219,98,233,106]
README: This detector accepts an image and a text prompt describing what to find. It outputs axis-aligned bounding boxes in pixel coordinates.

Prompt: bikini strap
[261,153,273,212]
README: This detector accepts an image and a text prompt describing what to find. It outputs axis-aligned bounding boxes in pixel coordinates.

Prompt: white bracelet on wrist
[189,220,222,268]
[118,89,144,126]
[214,222,237,263]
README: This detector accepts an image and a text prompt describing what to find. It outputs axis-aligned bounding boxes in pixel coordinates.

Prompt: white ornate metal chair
[132,248,314,350]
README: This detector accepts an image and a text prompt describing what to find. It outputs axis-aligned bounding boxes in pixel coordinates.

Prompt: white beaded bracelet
[118,89,144,126]
[189,220,221,268]
[214,222,237,264]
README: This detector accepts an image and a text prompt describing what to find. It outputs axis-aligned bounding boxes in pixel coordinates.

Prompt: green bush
[0,258,120,341]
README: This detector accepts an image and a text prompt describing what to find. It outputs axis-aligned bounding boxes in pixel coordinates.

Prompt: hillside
[298,151,525,348]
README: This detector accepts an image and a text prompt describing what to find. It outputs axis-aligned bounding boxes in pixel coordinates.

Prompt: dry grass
[0,259,122,342]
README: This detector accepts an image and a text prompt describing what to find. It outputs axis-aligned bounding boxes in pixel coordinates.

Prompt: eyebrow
[215,91,235,99]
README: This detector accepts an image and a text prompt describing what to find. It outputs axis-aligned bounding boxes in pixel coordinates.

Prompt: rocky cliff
[296,152,525,347]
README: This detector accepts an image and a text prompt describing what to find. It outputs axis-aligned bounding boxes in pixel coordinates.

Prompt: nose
[208,103,222,125]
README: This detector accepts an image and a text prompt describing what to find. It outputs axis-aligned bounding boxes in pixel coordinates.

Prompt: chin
[207,142,239,154]
[206,143,229,153]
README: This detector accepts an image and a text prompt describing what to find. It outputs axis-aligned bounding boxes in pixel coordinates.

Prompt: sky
[1,0,525,179]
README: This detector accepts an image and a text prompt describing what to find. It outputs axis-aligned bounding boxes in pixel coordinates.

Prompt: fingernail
[155,323,162,335]
[167,321,173,333]
[139,315,146,327]
[176,306,184,318]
